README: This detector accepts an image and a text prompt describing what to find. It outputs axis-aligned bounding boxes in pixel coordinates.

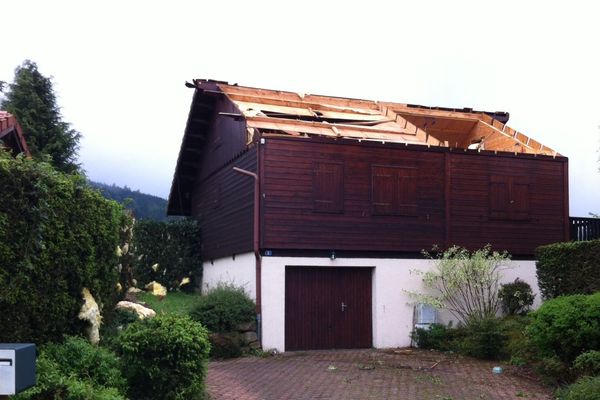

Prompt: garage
[284,266,373,351]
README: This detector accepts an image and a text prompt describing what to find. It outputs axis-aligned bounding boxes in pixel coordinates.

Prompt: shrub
[411,324,463,351]
[0,153,125,344]
[101,308,140,349]
[535,240,600,299]
[117,314,210,400]
[410,245,510,324]
[527,293,600,365]
[458,317,508,360]
[499,278,535,316]
[190,284,256,332]
[501,315,535,366]
[556,376,600,400]
[572,350,600,377]
[132,219,202,291]
[14,336,126,400]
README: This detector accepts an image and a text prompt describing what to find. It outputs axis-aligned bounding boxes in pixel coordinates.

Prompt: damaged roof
[168,79,560,215]
[204,80,557,156]
[0,111,30,157]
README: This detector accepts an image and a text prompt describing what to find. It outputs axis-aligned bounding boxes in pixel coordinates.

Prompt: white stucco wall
[260,256,539,352]
[201,252,257,300]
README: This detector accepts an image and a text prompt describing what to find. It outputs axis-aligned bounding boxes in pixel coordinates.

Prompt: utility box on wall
[0,344,36,395]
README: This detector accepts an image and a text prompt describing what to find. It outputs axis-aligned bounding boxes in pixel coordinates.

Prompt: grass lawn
[137,291,202,316]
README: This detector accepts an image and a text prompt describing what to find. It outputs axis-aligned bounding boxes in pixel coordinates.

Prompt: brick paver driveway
[207,349,552,400]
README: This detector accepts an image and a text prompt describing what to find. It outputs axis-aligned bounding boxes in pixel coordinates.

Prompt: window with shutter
[372,165,418,216]
[313,162,344,213]
[489,175,530,221]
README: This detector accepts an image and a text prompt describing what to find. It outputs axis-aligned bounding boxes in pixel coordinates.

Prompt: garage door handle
[341,302,348,312]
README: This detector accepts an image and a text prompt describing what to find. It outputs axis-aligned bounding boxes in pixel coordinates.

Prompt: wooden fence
[570,217,600,241]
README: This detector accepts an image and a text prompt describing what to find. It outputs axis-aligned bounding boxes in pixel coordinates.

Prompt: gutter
[232,166,262,344]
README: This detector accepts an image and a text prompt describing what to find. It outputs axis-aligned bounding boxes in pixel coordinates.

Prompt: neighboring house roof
[201,79,558,156]
[0,111,30,156]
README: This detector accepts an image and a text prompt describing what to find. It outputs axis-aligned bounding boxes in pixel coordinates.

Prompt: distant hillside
[89,181,168,221]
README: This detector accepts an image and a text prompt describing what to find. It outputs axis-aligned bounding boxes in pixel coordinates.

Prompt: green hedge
[535,240,600,299]
[117,314,210,400]
[132,219,202,291]
[0,152,124,344]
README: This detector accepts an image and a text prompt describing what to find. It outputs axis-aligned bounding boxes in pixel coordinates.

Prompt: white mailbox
[0,343,36,395]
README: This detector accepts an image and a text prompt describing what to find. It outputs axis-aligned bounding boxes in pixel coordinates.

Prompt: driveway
[207,349,552,400]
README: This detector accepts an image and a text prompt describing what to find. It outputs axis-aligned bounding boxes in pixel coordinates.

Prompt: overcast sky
[2,0,599,216]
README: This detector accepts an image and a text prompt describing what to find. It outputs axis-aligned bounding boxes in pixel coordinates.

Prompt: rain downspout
[232,166,262,344]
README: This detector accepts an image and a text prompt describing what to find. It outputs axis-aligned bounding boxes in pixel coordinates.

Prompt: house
[0,111,30,157]
[168,80,568,351]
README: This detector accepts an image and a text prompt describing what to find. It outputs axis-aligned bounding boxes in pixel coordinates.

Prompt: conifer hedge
[0,152,125,344]
[535,240,600,299]
[132,219,202,292]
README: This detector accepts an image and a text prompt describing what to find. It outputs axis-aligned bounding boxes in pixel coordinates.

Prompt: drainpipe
[232,166,262,344]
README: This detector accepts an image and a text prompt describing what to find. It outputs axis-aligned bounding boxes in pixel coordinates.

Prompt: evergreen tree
[1,60,81,173]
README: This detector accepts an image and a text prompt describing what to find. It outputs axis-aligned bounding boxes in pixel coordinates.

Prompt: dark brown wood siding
[197,96,249,181]
[261,137,567,256]
[285,266,372,350]
[448,152,566,255]
[191,147,257,261]
[261,138,446,252]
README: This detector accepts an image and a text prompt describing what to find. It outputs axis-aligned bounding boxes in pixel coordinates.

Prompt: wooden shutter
[372,165,418,216]
[490,175,510,219]
[398,168,418,215]
[490,175,530,220]
[313,162,344,213]
[510,178,530,220]
[372,166,396,215]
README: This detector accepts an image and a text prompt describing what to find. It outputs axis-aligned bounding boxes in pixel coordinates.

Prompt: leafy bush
[101,308,140,349]
[132,219,202,291]
[501,316,535,366]
[527,293,600,365]
[190,284,256,332]
[536,240,600,299]
[458,317,508,360]
[14,336,126,400]
[411,324,463,351]
[0,153,124,344]
[410,245,510,324]
[572,350,600,377]
[499,278,535,315]
[556,376,600,400]
[117,314,210,400]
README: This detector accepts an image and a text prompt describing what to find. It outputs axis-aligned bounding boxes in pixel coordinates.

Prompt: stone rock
[179,276,191,288]
[243,331,258,344]
[145,281,167,296]
[209,332,244,359]
[78,288,101,345]
[116,301,156,319]
[248,341,261,349]
[236,321,257,332]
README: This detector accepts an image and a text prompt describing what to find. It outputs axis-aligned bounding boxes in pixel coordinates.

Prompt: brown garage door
[285,266,372,351]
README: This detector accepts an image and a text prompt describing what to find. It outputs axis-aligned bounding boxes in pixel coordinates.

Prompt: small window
[489,175,530,221]
[313,162,344,213]
[371,165,417,216]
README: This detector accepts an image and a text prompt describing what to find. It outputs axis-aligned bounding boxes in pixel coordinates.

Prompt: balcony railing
[570,217,600,241]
